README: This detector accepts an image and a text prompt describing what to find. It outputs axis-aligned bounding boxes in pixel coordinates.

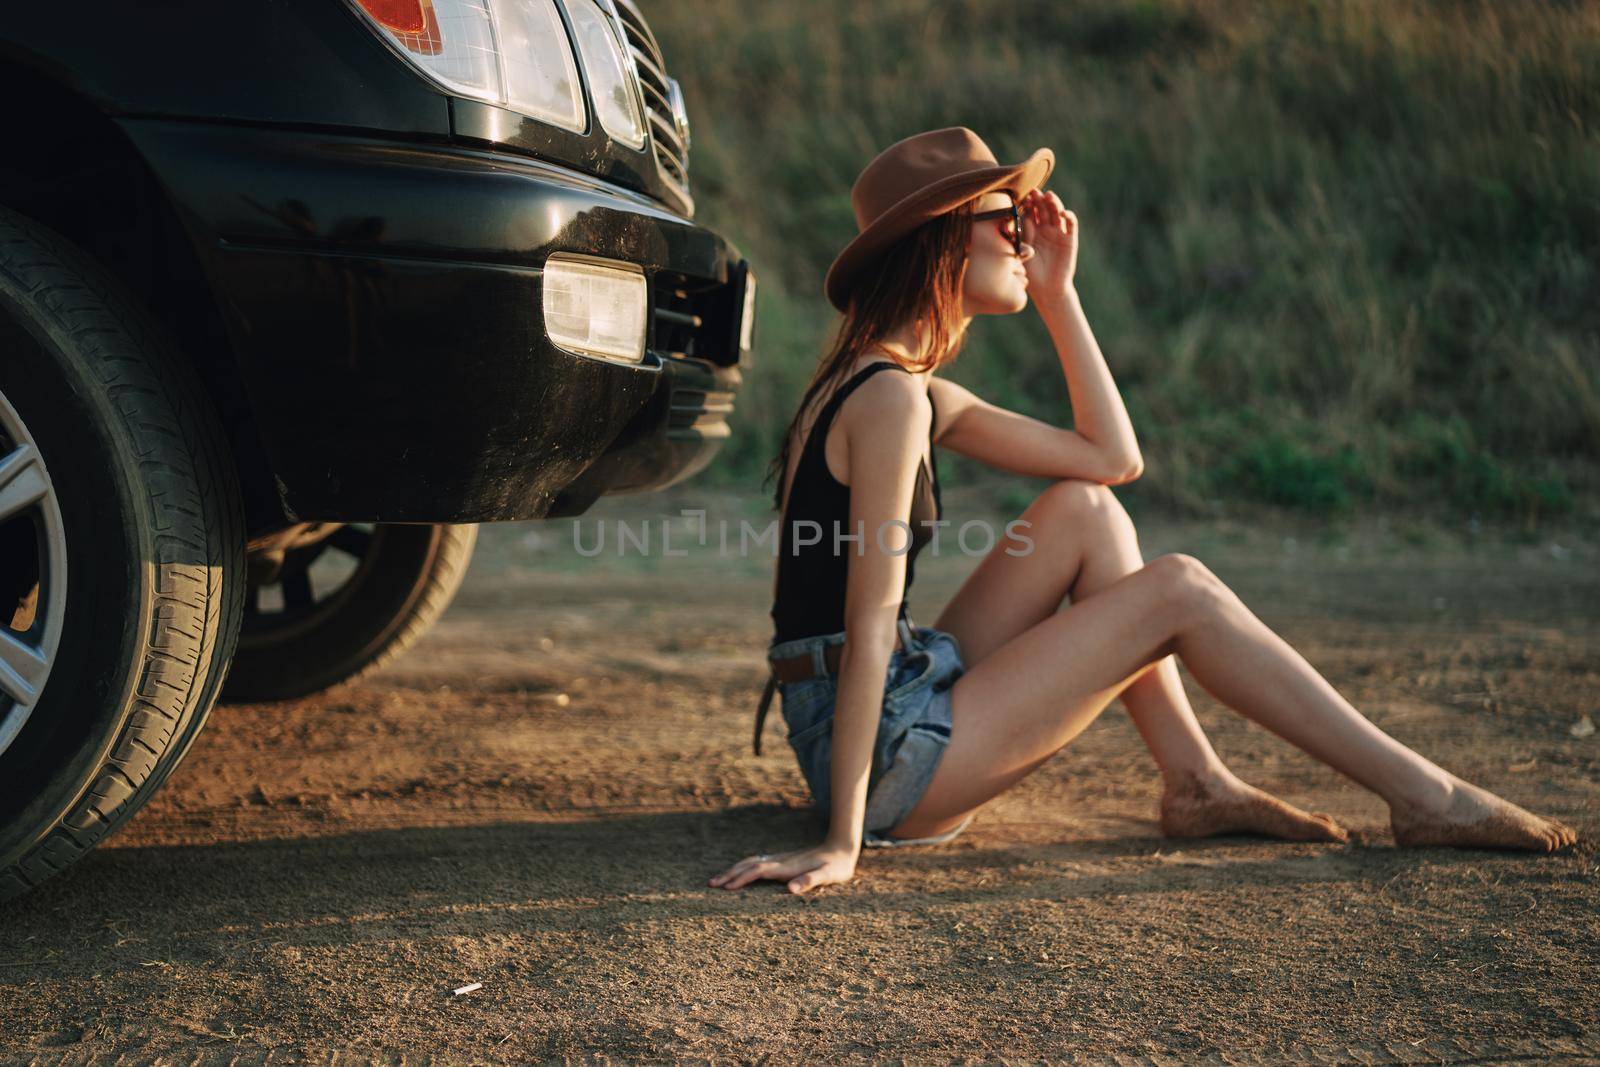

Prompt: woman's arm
[1025,192,1141,478]
[708,371,931,895]
[929,373,1142,484]
[1033,284,1142,479]
[930,191,1142,484]
[828,371,935,852]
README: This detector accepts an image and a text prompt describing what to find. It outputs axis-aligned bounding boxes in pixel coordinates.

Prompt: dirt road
[3,490,1597,1062]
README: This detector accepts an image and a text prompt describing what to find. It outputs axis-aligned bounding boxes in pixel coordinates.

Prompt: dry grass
[648,0,1600,524]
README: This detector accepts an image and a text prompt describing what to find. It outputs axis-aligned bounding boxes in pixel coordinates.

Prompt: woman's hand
[1020,187,1078,298]
[708,842,859,895]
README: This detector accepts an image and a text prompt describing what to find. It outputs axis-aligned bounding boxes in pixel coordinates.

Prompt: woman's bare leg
[929,480,1343,841]
[899,548,1578,852]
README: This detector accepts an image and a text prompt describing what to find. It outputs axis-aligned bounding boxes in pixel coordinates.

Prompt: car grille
[668,385,736,432]
[612,0,691,210]
[652,265,751,370]
[653,274,714,363]
[654,275,737,430]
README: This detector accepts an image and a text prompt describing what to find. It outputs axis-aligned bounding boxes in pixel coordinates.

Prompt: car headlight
[350,0,641,143]
[562,0,648,149]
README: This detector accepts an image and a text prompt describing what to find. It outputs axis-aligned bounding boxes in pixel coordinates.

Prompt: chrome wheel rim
[0,389,67,758]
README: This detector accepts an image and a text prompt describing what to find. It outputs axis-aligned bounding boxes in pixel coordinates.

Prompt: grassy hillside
[646,0,1599,524]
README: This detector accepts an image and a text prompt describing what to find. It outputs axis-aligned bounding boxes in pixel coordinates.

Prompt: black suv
[0,0,755,897]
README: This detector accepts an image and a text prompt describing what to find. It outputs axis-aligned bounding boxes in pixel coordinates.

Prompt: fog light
[542,256,648,364]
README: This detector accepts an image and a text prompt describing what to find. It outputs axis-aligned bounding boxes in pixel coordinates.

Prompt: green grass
[646,0,1600,523]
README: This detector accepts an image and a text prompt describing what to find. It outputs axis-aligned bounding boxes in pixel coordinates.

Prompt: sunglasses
[972,199,1023,255]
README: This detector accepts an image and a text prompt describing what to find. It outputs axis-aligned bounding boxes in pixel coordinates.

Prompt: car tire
[222,522,477,703]
[0,207,246,901]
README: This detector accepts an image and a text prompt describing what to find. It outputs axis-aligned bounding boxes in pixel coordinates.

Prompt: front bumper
[122,119,753,525]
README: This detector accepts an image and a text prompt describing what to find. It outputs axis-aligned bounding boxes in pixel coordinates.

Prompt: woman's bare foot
[1390,777,1579,852]
[1159,770,1349,843]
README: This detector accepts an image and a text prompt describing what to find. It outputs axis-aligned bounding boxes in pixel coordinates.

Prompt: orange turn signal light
[354,0,443,55]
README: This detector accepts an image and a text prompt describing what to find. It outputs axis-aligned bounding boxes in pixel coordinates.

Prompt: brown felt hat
[824,126,1054,311]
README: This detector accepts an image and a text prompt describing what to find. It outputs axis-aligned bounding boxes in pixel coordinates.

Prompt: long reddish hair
[766,203,977,511]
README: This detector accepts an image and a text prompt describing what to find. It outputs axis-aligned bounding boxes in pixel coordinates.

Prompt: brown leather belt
[753,615,916,756]
[771,642,846,684]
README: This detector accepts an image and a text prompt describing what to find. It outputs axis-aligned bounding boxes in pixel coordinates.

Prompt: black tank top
[770,361,942,645]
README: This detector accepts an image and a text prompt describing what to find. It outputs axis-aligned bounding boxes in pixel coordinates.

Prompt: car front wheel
[0,207,245,901]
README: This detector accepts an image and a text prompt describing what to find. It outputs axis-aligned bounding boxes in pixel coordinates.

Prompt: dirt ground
[2,488,1597,1064]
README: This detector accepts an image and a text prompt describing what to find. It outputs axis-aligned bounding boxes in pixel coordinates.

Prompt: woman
[710,127,1577,896]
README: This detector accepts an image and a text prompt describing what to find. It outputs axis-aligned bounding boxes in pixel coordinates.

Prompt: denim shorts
[768,620,974,848]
